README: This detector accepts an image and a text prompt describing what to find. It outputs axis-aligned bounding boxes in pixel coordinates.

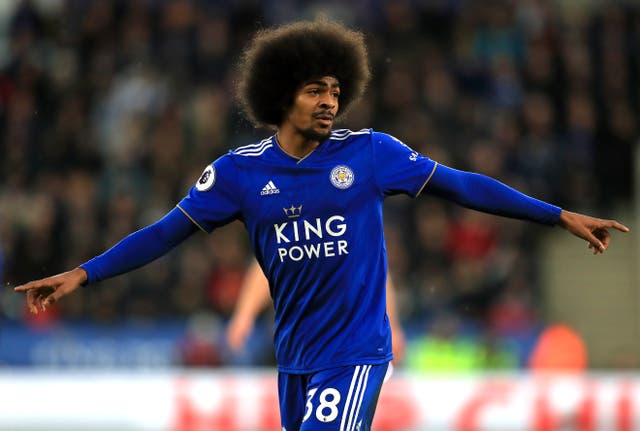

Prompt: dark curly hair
[236,19,370,128]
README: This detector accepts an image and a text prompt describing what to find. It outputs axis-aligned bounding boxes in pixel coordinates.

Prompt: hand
[558,210,629,254]
[226,314,255,352]
[14,268,88,313]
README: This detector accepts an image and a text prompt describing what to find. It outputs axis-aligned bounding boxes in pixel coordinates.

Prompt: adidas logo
[260,180,280,195]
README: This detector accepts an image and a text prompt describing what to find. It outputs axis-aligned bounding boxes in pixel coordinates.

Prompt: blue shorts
[278,362,390,431]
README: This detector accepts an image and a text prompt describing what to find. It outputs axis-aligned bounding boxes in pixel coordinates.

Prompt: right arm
[14,207,198,312]
[425,164,628,252]
[425,164,561,225]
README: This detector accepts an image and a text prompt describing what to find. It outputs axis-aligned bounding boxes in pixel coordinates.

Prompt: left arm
[15,207,199,311]
[425,164,629,252]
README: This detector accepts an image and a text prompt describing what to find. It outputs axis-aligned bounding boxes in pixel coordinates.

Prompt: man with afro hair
[16,19,628,431]
[236,19,369,131]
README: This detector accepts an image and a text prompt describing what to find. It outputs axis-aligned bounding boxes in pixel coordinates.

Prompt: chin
[301,128,332,142]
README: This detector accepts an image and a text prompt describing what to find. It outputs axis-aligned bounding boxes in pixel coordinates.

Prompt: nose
[319,93,336,110]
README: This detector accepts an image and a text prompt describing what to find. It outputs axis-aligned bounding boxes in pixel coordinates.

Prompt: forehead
[301,76,340,87]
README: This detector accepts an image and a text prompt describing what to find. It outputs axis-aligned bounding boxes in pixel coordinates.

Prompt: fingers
[37,291,50,312]
[608,220,630,233]
[598,229,612,249]
[42,290,60,309]
[580,217,628,255]
[583,229,605,254]
[25,288,54,314]
[593,219,629,233]
[26,290,39,314]
[14,277,62,314]
[14,278,51,292]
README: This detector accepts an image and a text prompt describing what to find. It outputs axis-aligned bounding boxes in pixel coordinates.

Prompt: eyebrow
[304,80,340,88]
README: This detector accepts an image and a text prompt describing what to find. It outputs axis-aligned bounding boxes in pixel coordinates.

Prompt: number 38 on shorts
[278,363,391,431]
[304,387,341,422]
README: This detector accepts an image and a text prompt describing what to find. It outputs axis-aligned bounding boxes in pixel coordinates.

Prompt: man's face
[284,76,340,142]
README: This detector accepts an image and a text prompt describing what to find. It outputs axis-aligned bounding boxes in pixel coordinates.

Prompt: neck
[276,123,324,159]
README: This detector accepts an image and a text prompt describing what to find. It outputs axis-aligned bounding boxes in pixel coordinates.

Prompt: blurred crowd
[0,0,638,369]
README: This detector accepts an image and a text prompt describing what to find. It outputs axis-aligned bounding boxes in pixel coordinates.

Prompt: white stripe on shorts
[343,365,371,431]
[339,366,361,431]
[350,365,372,431]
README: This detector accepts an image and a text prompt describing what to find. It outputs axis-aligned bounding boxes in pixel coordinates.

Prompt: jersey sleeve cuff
[78,263,95,285]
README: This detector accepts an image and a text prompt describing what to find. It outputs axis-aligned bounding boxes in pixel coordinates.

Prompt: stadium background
[0,0,638,429]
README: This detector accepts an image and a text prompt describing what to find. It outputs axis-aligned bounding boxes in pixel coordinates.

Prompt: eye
[307,89,320,95]
[332,92,340,98]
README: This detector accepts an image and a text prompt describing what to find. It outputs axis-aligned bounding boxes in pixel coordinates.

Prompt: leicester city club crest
[195,165,216,191]
[330,165,354,189]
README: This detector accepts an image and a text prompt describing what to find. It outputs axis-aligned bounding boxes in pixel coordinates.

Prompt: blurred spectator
[528,324,588,371]
[180,312,224,367]
[405,312,517,373]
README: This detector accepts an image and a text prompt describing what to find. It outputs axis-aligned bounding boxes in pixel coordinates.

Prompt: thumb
[583,229,605,252]
[43,286,66,307]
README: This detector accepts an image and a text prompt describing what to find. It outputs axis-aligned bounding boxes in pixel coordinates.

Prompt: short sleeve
[372,132,437,197]
[177,154,243,233]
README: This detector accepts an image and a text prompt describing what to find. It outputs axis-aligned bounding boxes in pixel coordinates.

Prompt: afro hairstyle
[236,19,370,128]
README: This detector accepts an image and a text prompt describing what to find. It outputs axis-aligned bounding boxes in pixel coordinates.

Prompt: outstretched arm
[425,164,628,252]
[14,207,199,312]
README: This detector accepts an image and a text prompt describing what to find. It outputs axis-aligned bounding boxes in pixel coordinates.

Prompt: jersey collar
[272,133,330,164]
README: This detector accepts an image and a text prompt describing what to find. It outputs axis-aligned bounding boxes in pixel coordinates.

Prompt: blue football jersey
[178,129,437,373]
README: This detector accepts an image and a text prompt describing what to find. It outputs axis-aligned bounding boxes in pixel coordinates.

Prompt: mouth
[313,112,334,127]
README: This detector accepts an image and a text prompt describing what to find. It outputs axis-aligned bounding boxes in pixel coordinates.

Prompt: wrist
[557,209,573,229]
[72,267,89,286]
